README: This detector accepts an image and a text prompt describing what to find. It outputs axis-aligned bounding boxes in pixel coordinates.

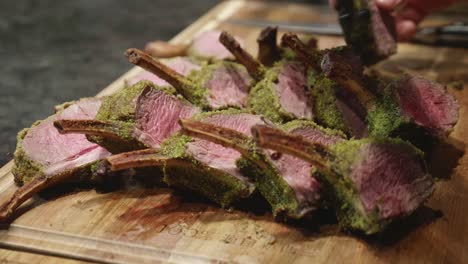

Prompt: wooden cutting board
[1,1,467,263]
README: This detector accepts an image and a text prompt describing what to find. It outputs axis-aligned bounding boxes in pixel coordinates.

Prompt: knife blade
[224,19,343,36]
[412,22,468,48]
[224,19,468,47]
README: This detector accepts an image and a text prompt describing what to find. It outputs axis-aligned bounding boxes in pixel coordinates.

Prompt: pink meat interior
[273,125,344,208]
[128,57,201,87]
[369,0,397,57]
[186,113,266,180]
[336,99,369,138]
[189,30,244,60]
[349,142,433,219]
[205,64,252,109]
[134,88,200,148]
[396,76,459,135]
[22,98,111,176]
[276,62,314,120]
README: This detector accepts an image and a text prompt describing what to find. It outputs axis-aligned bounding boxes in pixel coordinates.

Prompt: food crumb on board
[449,81,464,90]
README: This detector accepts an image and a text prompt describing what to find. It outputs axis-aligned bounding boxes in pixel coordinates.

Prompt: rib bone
[219,31,265,79]
[125,48,196,102]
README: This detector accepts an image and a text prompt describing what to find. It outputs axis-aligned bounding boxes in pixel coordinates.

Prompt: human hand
[378,0,460,41]
[329,0,460,41]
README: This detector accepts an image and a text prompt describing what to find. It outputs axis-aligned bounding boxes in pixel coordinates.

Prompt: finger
[396,5,426,24]
[394,4,426,41]
[329,0,337,9]
[396,20,418,41]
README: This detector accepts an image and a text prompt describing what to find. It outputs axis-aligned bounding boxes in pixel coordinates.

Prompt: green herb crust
[315,169,383,234]
[164,160,253,208]
[86,121,145,154]
[319,138,427,234]
[95,81,154,124]
[159,114,254,207]
[326,139,382,234]
[160,134,192,158]
[247,61,310,124]
[367,85,403,137]
[237,156,302,219]
[238,120,340,219]
[188,61,253,110]
[247,63,284,123]
[190,108,252,121]
[368,84,436,152]
[90,81,174,153]
[184,65,210,108]
[13,127,44,185]
[309,73,350,134]
[13,102,103,186]
[282,119,348,140]
[280,48,298,61]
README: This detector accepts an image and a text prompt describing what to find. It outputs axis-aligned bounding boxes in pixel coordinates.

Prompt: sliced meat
[126,48,253,110]
[322,46,364,76]
[271,121,345,216]
[320,49,372,107]
[55,81,201,153]
[248,61,314,123]
[163,111,265,206]
[1,98,111,222]
[336,0,397,65]
[320,49,370,138]
[335,96,369,138]
[368,76,459,151]
[347,141,432,219]
[107,110,265,207]
[277,63,314,120]
[196,62,252,109]
[186,112,266,181]
[179,119,346,219]
[15,98,110,184]
[252,125,433,234]
[282,33,369,136]
[219,32,318,122]
[134,86,201,147]
[395,76,459,136]
[283,34,459,144]
[310,73,367,137]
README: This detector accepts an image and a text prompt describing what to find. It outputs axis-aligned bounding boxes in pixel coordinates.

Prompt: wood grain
[0,1,467,263]
[0,248,87,264]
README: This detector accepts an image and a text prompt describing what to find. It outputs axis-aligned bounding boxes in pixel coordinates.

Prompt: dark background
[0,0,322,166]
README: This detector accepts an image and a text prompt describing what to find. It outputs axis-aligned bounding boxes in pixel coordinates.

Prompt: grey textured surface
[0,0,219,166]
[0,0,324,167]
